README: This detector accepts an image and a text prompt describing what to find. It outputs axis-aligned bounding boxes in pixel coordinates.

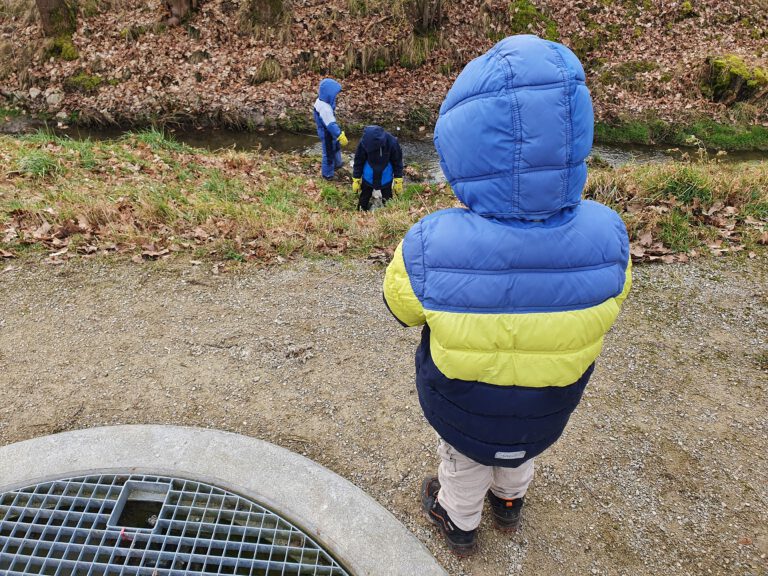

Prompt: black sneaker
[421,476,477,557]
[486,490,524,533]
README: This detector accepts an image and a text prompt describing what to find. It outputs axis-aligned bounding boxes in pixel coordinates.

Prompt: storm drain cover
[0,474,351,575]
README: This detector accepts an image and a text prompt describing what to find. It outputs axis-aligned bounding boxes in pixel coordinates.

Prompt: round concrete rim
[0,425,446,576]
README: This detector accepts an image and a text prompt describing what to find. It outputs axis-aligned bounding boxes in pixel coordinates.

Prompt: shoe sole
[491,519,519,534]
[421,478,477,558]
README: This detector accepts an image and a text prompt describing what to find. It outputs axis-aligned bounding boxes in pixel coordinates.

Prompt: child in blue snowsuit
[313,78,348,180]
[383,35,632,556]
[352,125,404,211]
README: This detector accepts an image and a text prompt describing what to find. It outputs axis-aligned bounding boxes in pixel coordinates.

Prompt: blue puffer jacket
[383,35,631,468]
[313,78,342,139]
[353,125,404,188]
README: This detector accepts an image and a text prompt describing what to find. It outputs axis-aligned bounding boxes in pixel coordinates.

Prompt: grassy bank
[595,117,768,152]
[0,130,765,265]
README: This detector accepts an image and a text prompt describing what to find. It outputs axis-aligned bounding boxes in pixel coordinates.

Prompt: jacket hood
[361,125,388,155]
[434,35,594,219]
[318,78,342,107]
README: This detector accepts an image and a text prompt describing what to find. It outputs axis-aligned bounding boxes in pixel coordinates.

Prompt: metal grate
[0,474,351,575]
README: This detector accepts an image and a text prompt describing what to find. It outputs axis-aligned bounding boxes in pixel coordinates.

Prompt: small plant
[755,351,768,372]
[679,1,695,18]
[405,0,443,34]
[46,34,79,61]
[64,71,103,92]
[251,57,283,84]
[658,209,696,252]
[654,165,712,204]
[405,105,432,129]
[18,150,61,178]
[130,128,190,152]
[238,0,290,34]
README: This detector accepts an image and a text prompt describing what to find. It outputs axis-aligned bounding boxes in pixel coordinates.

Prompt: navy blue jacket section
[416,326,594,467]
[353,125,404,188]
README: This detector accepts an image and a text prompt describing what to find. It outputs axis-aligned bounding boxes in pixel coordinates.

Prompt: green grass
[595,117,768,151]
[129,128,191,152]
[650,165,712,205]
[1,133,765,263]
[18,150,62,177]
[658,209,696,252]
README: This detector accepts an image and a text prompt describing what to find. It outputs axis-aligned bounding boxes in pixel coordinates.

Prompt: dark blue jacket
[353,126,403,188]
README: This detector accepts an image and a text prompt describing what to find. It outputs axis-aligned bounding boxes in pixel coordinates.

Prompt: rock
[55,111,68,120]
[28,87,41,99]
[0,116,45,135]
[187,50,209,65]
[46,92,63,106]
[91,56,105,73]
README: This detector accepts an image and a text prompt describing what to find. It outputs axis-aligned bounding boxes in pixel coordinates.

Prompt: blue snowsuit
[313,78,344,179]
[383,35,631,468]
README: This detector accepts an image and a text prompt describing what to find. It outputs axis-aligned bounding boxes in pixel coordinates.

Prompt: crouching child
[352,125,403,211]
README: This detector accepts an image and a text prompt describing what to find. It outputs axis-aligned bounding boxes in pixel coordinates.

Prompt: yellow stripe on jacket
[385,256,632,387]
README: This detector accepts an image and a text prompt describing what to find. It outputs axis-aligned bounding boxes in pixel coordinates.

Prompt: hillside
[1,0,767,145]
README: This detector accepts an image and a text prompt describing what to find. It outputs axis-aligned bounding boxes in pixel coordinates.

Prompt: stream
[59,125,767,182]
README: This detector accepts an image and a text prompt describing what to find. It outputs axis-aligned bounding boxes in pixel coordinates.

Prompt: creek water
[59,125,767,182]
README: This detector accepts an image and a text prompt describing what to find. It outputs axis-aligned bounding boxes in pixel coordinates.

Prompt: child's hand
[352,178,362,193]
[393,178,403,194]
[337,131,348,147]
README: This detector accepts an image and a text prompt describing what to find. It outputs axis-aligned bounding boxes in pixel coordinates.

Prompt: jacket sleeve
[352,141,366,179]
[383,240,425,327]
[314,100,342,139]
[391,138,404,179]
[615,258,632,308]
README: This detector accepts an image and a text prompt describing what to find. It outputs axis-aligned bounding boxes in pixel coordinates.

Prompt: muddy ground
[0,255,766,576]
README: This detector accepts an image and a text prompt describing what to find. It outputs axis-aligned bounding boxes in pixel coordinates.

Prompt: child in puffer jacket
[383,35,631,557]
[352,125,404,211]
[313,78,348,180]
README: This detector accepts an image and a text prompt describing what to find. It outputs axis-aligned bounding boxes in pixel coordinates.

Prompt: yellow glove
[337,131,348,147]
[352,178,361,193]
[393,177,403,194]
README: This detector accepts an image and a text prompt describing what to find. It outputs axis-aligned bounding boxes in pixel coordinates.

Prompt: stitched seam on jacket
[449,163,584,184]
[548,43,571,210]
[443,81,585,114]
[431,413,566,444]
[422,296,619,313]
[433,339,601,354]
[430,390,581,419]
[426,262,619,274]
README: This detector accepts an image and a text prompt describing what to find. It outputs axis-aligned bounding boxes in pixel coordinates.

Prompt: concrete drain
[0,474,349,575]
[0,426,448,576]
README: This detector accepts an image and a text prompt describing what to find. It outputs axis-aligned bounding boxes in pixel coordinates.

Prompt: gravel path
[1,255,766,576]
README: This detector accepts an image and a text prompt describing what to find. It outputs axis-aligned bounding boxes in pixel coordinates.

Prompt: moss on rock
[64,72,103,92]
[46,35,79,61]
[701,55,768,104]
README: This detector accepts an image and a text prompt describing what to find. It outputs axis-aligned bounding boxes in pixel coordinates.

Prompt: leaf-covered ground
[1,0,766,133]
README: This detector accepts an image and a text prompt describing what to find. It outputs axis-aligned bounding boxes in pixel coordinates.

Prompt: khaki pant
[437,439,535,531]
